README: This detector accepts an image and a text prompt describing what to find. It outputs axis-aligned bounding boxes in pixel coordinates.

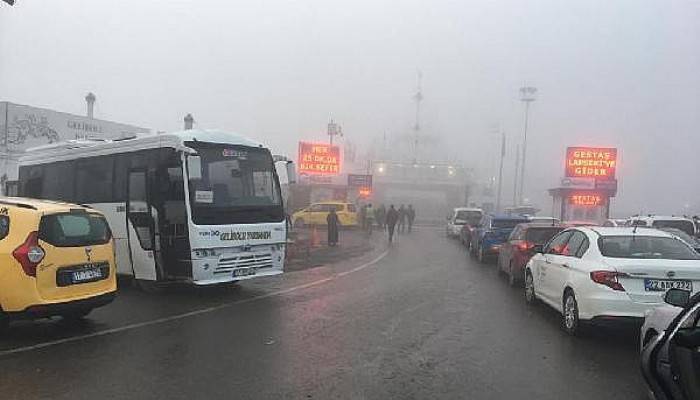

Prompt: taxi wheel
[0,312,8,333]
[61,308,92,321]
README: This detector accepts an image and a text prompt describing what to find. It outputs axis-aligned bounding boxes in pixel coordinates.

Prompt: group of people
[325,203,417,247]
[359,204,416,243]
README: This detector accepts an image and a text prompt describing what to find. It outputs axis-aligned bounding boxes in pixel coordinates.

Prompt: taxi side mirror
[664,288,691,308]
[533,244,544,253]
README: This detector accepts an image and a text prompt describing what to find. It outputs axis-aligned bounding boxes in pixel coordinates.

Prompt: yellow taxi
[291,201,358,227]
[0,198,116,331]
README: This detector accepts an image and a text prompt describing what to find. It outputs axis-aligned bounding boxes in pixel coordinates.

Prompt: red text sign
[565,147,617,180]
[298,142,341,175]
[568,193,603,207]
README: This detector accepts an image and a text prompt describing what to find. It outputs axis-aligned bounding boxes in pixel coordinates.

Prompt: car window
[575,237,590,257]
[347,204,356,213]
[331,204,344,212]
[525,227,565,244]
[309,204,324,212]
[652,220,695,236]
[598,236,700,260]
[545,231,573,255]
[508,226,522,241]
[562,231,587,257]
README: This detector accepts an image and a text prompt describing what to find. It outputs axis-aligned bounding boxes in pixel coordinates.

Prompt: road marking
[0,249,390,357]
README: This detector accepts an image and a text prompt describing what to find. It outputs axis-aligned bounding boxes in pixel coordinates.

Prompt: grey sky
[1,0,698,214]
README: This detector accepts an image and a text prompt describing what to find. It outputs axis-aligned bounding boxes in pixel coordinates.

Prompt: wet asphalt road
[0,227,646,400]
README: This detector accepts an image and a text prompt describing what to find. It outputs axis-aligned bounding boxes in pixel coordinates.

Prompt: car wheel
[524,270,537,304]
[508,262,519,287]
[562,290,581,336]
[294,219,305,229]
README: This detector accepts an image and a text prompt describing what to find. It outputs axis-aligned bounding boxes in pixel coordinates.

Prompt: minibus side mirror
[286,161,297,184]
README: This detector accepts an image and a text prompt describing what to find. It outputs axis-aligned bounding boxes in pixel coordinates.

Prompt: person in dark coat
[375,204,386,229]
[398,204,407,234]
[407,204,416,233]
[326,208,340,246]
[385,204,399,243]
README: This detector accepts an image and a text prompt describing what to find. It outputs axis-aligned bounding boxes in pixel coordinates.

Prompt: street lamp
[518,86,537,205]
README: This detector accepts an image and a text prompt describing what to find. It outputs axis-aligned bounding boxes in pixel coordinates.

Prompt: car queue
[448,209,700,398]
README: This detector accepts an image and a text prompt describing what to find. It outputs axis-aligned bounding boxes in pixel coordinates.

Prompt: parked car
[657,227,700,253]
[0,198,117,331]
[497,223,567,286]
[641,288,700,399]
[602,218,628,227]
[446,207,483,238]
[470,214,530,263]
[527,216,560,225]
[524,227,700,335]
[629,215,696,237]
[291,201,358,228]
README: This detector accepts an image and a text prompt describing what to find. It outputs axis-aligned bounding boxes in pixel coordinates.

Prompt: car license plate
[644,279,692,292]
[72,268,103,283]
[233,268,256,277]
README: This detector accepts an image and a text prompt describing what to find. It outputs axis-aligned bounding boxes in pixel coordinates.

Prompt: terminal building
[0,94,149,191]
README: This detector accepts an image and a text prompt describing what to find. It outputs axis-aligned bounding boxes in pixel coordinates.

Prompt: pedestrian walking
[398,204,407,234]
[407,204,416,233]
[365,203,375,236]
[326,208,339,246]
[376,204,386,229]
[385,204,399,243]
[359,204,367,230]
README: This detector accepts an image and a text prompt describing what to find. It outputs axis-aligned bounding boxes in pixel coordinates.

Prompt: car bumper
[578,291,665,321]
[11,291,116,319]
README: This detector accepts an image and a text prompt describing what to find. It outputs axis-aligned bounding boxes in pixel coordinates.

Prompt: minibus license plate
[233,268,255,277]
[72,268,103,283]
[644,279,692,292]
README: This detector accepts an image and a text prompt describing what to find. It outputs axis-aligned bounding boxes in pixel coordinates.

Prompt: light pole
[496,130,506,213]
[327,119,342,145]
[518,86,537,205]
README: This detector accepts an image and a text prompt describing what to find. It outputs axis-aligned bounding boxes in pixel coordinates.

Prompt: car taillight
[590,270,627,291]
[514,240,534,252]
[13,231,45,277]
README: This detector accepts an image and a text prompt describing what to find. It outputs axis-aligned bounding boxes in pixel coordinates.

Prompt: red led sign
[568,193,603,207]
[565,147,617,180]
[298,142,341,175]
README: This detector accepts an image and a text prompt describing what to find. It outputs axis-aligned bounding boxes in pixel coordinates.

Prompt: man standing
[407,204,416,233]
[326,208,340,246]
[398,204,407,234]
[385,204,399,243]
[359,204,367,230]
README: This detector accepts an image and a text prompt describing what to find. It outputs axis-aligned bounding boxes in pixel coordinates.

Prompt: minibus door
[126,169,162,281]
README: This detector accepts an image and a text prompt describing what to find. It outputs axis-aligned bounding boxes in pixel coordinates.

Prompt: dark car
[497,223,567,286]
[641,288,700,400]
[469,214,530,263]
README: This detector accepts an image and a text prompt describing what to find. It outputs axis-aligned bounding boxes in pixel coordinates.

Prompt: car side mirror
[664,288,691,308]
[533,244,544,253]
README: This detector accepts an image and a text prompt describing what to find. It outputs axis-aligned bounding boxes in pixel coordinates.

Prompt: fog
[1,0,699,215]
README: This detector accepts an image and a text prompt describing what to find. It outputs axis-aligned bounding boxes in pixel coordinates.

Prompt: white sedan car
[524,227,700,335]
